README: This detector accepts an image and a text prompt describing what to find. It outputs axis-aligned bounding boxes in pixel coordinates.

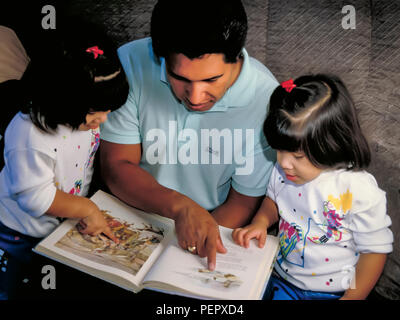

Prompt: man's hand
[100,140,227,270]
[174,202,227,271]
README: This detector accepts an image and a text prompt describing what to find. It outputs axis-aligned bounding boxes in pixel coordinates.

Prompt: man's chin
[184,101,215,112]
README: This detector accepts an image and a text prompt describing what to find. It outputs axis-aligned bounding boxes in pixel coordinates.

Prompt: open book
[34,190,279,300]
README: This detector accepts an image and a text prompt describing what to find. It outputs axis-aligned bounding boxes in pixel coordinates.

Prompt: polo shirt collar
[160,48,254,112]
[160,57,168,84]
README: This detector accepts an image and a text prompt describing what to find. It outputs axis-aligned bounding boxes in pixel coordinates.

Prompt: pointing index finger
[205,228,221,271]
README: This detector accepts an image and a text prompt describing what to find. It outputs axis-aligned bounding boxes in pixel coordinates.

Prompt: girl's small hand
[232,223,267,249]
[78,210,119,243]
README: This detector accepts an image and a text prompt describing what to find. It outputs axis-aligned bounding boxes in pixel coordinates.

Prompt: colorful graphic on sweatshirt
[277,219,307,267]
[87,130,100,168]
[308,190,353,244]
[69,179,83,195]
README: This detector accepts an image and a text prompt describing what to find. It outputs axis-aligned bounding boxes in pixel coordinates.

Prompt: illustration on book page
[55,211,165,275]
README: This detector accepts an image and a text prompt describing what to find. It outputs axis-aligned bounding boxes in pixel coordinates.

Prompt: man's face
[166,53,242,112]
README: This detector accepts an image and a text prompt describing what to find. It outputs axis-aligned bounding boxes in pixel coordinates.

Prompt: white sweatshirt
[0,112,99,238]
[267,163,393,292]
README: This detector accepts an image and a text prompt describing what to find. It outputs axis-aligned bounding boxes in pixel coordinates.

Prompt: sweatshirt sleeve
[4,148,57,218]
[347,172,393,254]
[266,163,280,202]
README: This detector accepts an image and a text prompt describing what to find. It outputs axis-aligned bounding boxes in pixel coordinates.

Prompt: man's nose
[186,82,206,105]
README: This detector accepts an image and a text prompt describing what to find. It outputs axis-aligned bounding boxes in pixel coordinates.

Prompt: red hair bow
[86,46,104,59]
[281,79,296,92]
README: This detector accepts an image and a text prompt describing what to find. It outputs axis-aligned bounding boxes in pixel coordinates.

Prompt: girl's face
[79,110,111,131]
[277,150,323,185]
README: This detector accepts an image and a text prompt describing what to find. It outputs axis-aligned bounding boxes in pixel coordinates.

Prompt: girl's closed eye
[293,153,305,159]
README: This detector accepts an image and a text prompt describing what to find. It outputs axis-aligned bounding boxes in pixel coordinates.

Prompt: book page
[35,190,175,290]
[143,226,279,300]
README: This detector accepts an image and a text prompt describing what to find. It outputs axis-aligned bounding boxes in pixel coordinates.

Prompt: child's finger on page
[88,227,102,236]
[239,229,249,247]
[216,235,227,254]
[102,227,119,243]
[244,229,259,248]
[77,221,90,233]
[77,220,87,231]
[258,231,267,248]
[244,231,253,248]
[233,228,244,246]
[231,228,242,244]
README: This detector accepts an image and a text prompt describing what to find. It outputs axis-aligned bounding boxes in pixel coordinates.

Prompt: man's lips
[189,103,208,110]
[185,99,212,110]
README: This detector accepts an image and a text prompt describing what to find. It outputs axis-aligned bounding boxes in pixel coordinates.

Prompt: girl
[232,74,393,300]
[0,21,129,299]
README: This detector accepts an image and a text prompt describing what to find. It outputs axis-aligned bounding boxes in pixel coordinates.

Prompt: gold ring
[187,246,197,253]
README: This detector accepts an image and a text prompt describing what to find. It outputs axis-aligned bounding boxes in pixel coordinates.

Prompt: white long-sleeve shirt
[0,112,99,238]
[268,163,393,292]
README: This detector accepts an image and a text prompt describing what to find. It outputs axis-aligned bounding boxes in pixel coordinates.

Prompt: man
[100,0,278,271]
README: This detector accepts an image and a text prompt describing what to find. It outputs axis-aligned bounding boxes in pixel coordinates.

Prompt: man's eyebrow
[167,69,224,82]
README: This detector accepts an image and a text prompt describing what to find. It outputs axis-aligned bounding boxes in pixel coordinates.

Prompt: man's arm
[100,141,175,216]
[212,187,264,229]
[99,140,225,270]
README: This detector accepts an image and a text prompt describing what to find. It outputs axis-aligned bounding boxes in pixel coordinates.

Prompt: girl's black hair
[20,19,129,132]
[151,0,247,63]
[263,74,371,170]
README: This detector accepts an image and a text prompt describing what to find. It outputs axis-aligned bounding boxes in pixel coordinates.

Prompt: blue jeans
[263,273,344,300]
[0,221,41,300]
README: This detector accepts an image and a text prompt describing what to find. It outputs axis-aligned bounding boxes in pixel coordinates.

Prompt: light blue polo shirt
[101,38,278,211]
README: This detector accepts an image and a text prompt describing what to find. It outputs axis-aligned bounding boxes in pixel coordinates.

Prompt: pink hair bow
[86,46,104,59]
[281,79,296,93]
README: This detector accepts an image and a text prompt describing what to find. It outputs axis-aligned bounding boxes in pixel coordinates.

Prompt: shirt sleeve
[4,148,57,218]
[100,89,141,144]
[266,163,280,202]
[100,43,141,145]
[348,173,393,254]
[231,145,276,197]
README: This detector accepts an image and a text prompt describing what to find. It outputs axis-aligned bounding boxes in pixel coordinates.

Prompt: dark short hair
[263,74,371,170]
[21,19,129,132]
[150,0,247,63]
